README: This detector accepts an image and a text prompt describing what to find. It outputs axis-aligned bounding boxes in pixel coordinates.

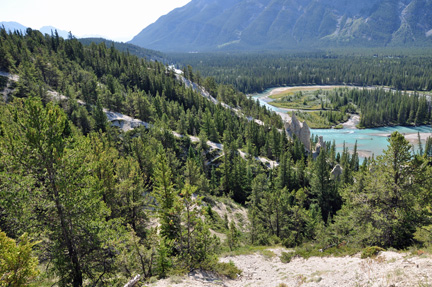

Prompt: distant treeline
[78,37,165,62]
[325,88,431,128]
[170,52,432,94]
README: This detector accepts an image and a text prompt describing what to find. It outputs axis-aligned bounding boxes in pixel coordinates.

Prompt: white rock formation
[284,113,311,151]
[331,164,343,178]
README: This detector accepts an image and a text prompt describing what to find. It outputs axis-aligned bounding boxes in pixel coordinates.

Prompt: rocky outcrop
[313,136,326,158]
[284,113,311,151]
[331,164,343,179]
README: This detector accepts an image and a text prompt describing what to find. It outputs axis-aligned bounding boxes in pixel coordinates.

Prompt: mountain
[0,21,72,38]
[129,0,432,52]
[0,21,27,34]
[39,26,70,39]
[78,37,164,61]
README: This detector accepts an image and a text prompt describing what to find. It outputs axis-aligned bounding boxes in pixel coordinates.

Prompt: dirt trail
[150,248,432,287]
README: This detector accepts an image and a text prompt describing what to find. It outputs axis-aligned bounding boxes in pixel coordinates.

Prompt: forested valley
[1,29,432,286]
[172,52,432,128]
[171,52,432,94]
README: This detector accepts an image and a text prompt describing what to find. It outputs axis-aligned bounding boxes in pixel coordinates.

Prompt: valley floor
[150,248,432,287]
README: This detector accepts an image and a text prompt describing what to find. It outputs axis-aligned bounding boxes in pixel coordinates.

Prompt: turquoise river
[252,87,432,160]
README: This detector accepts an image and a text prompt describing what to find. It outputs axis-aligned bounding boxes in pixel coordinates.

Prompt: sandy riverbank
[342,115,360,129]
[374,132,432,143]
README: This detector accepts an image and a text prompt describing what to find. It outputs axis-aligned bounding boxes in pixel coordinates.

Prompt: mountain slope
[1,21,70,38]
[78,37,164,61]
[0,21,27,34]
[129,0,432,51]
[39,26,70,38]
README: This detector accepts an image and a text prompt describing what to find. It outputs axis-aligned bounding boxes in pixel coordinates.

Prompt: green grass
[271,90,326,110]
[293,110,349,129]
[267,87,358,128]
[279,242,361,263]
[220,245,277,257]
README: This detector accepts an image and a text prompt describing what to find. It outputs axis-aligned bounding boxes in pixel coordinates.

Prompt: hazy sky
[0,0,191,42]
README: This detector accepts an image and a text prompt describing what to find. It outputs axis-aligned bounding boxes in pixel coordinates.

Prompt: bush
[212,261,242,279]
[280,252,297,263]
[0,231,39,286]
[361,246,385,259]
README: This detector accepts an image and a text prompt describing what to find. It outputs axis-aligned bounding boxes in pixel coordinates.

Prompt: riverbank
[342,114,360,129]
[374,132,432,145]
[254,86,432,159]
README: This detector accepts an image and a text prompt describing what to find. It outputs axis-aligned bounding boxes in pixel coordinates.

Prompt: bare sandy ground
[374,132,432,145]
[404,132,432,143]
[342,115,360,129]
[150,248,432,287]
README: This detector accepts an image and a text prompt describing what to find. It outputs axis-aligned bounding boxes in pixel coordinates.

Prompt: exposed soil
[342,114,360,129]
[150,248,432,287]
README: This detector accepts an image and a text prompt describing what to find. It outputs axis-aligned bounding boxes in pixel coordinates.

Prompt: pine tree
[152,150,179,241]
[227,221,240,251]
[0,98,120,286]
[93,99,108,132]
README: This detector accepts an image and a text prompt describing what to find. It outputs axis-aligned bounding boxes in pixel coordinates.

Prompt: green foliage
[0,231,39,286]
[173,53,432,94]
[332,132,432,249]
[280,252,297,263]
[210,261,241,280]
[204,204,227,233]
[78,38,163,60]
[152,150,179,241]
[281,242,360,262]
[361,246,385,259]
[227,221,240,251]
[0,98,125,285]
[0,76,7,90]
[116,227,158,281]
[3,27,432,286]
[156,239,173,278]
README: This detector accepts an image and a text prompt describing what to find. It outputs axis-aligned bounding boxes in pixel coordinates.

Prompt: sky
[0,0,191,42]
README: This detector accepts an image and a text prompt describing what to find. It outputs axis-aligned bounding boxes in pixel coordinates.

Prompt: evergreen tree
[0,98,121,286]
[152,150,179,241]
[334,132,430,248]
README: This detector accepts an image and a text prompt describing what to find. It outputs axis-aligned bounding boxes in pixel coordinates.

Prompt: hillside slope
[152,248,432,287]
[129,0,432,51]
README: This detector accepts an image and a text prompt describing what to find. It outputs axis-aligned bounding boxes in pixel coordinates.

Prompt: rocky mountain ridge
[129,0,432,52]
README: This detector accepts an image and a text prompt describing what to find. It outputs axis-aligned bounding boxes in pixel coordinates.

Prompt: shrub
[361,246,385,259]
[0,231,39,286]
[212,261,242,279]
[280,252,297,263]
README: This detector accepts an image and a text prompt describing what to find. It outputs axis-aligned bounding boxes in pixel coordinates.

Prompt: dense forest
[171,52,432,128]
[310,88,432,128]
[1,29,432,287]
[170,52,432,94]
